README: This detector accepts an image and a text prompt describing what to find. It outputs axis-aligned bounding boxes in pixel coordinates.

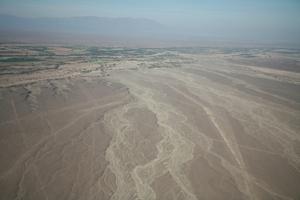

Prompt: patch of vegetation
[167,47,211,54]
[86,47,163,57]
[87,47,99,55]
[0,57,41,62]
[18,46,56,56]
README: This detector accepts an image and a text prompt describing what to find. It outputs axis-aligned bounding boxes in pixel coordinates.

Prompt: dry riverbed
[0,45,300,200]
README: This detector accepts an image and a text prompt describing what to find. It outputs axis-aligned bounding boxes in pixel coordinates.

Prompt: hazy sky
[1,0,300,43]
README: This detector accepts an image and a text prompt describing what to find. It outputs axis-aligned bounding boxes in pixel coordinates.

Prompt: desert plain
[0,45,300,200]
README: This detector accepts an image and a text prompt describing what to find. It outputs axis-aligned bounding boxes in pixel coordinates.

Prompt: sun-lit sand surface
[0,46,300,199]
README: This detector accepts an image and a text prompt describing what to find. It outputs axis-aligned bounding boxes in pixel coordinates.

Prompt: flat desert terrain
[0,45,300,200]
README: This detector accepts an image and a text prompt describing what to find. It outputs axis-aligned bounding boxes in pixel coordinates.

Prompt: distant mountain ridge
[0,15,166,36]
[1,15,297,48]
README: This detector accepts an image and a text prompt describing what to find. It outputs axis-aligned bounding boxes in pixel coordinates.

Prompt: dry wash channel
[0,47,300,200]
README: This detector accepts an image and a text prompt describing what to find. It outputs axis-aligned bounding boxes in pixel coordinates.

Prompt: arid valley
[0,45,300,200]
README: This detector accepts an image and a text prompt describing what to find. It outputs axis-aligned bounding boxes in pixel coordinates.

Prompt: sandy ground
[0,46,300,200]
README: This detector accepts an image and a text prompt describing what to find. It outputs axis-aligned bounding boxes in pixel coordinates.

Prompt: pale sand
[0,47,300,200]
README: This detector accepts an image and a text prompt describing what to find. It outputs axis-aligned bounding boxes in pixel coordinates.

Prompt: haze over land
[0,0,300,47]
[0,1,300,200]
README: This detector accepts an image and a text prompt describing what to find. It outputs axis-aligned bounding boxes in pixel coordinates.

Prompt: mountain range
[0,15,166,37]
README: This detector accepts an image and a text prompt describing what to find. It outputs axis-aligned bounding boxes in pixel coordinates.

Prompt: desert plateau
[0,45,299,199]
